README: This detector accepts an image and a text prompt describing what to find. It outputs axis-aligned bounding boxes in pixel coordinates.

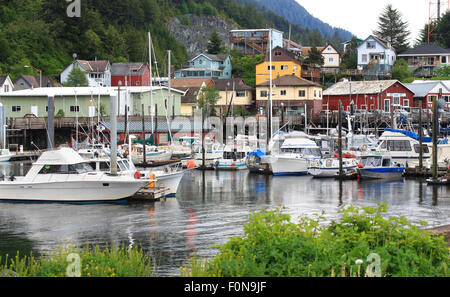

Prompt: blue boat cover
[248,149,265,158]
[385,129,433,143]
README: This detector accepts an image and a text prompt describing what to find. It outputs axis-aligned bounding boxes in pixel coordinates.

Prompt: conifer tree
[373,4,410,53]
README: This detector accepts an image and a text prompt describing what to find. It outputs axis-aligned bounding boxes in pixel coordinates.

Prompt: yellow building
[256,46,302,86]
[214,78,253,115]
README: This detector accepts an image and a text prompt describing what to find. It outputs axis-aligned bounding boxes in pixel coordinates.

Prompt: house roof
[403,82,450,97]
[214,78,253,91]
[323,80,407,96]
[170,78,214,89]
[111,63,148,76]
[0,76,8,86]
[189,53,230,63]
[77,60,110,73]
[301,47,325,57]
[14,75,55,89]
[257,74,322,88]
[262,46,302,63]
[398,43,450,56]
[358,35,394,51]
[321,43,341,55]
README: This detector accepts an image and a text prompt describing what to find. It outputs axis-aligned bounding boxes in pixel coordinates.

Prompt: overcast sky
[296,0,437,44]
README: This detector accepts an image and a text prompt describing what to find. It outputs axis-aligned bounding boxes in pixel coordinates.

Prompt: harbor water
[0,161,450,276]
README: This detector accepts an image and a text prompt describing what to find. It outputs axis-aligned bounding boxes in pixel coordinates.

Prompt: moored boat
[357,155,405,180]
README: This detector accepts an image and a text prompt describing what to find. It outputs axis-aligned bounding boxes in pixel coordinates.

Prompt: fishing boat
[0,148,147,202]
[246,149,272,174]
[308,154,358,178]
[77,143,110,160]
[0,148,13,162]
[357,155,405,180]
[183,139,224,169]
[214,135,256,171]
[269,136,322,176]
[129,143,172,165]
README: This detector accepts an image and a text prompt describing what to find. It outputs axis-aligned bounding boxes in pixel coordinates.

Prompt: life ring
[148,173,156,188]
[125,149,129,156]
[134,171,141,179]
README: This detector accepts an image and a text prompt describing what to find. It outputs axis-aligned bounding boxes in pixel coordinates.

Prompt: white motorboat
[87,155,186,197]
[308,156,358,178]
[77,143,110,160]
[0,148,147,202]
[182,139,224,169]
[357,154,405,180]
[0,148,13,162]
[130,144,172,165]
[269,136,322,176]
[214,135,256,171]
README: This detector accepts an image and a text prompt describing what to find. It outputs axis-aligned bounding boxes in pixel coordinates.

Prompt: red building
[323,80,415,113]
[111,63,151,87]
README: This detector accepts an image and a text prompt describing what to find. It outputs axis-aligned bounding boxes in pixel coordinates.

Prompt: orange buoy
[186,160,196,169]
[148,173,157,188]
[358,163,364,168]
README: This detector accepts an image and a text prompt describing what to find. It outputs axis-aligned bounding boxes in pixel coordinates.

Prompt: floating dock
[131,186,170,201]
[404,166,448,178]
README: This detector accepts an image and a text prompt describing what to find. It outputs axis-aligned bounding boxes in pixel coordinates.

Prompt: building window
[12,106,21,112]
[70,106,80,112]
[280,90,287,96]
[136,81,140,86]
[4,85,9,92]
[403,99,409,107]
[393,96,400,105]
[199,59,204,65]
[298,90,306,97]
[314,90,317,97]
[367,42,376,49]
[442,56,447,64]
[329,57,334,62]
[281,65,289,70]
[236,91,246,97]
[260,90,268,97]
[274,51,282,56]
[293,65,298,71]
[362,54,367,63]
[267,65,275,70]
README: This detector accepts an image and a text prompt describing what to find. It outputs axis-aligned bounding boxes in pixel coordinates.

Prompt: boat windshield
[280,147,322,157]
[361,156,382,167]
[223,151,246,160]
[38,162,94,174]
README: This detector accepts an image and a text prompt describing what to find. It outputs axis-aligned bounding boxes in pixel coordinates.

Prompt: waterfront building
[174,53,232,81]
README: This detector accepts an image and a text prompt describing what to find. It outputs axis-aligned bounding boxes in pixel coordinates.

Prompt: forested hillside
[0,0,348,82]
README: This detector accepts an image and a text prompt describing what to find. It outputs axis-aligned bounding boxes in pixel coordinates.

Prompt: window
[442,56,447,64]
[393,96,400,105]
[414,144,430,154]
[136,81,140,86]
[236,91,246,97]
[281,65,289,70]
[70,106,80,112]
[298,90,306,97]
[403,99,409,107]
[329,57,334,62]
[260,90,268,97]
[4,85,9,92]
[314,90,317,97]
[362,54,368,63]
[11,106,21,112]
[199,59,204,65]
[267,65,275,70]
[367,42,376,49]
[387,140,412,152]
[280,90,287,96]
[274,51,282,56]
[38,163,93,175]
[293,65,298,71]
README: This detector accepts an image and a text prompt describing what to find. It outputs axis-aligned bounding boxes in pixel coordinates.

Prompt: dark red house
[323,80,415,113]
[111,63,151,87]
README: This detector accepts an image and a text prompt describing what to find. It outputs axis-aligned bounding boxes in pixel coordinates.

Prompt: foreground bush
[181,203,449,277]
[1,243,153,277]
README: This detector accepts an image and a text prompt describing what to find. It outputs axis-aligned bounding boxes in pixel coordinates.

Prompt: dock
[131,186,170,201]
[404,166,448,178]
[9,151,41,162]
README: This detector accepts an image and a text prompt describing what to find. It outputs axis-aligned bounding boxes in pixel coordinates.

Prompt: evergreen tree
[304,47,324,66]
[373,4,410,53]
[437,12,450,48]
[340,37,358,70]
[64,67,89,87]
[207,31,225,55]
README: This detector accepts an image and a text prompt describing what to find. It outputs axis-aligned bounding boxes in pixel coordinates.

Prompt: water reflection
[0,162,449,276]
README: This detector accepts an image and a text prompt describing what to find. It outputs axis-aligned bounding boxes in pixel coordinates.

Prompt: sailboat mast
[268,29,273,146]
[148,32,154,137]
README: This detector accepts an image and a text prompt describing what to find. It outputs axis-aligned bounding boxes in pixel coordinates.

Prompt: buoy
[186,160,196,169]
[358,163,364,168]
[134,171,141,179]
[148,173,156,188]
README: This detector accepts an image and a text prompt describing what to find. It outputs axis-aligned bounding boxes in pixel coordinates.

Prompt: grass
[0,243,154,277]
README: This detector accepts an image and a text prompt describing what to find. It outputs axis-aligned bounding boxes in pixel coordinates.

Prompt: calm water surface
[0,161,449,276]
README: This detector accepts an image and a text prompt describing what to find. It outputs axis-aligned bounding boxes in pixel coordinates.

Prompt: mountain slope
[245,0,353,41]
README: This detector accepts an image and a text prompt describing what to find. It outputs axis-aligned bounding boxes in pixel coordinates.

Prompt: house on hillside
[14,75,56,90]
[229,29,283,55]
[170,78,214,116]
[175,53,232,81]
[256,74,323,116]
[255,46,302,86]
[60,60,111,87]
[302,44,342,72]
[214,78,254,115]
[397,43,450,78]
[0,75,14,93]
[357,35,396,78]
[111,63,151,87]
[323,80,414,113]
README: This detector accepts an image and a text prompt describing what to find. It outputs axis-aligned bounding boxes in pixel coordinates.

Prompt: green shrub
[181,203,449,277]
[0,243,153,277]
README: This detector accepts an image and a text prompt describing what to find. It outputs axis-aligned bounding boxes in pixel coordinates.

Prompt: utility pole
[142,103,147,165]
[432,89,441,180]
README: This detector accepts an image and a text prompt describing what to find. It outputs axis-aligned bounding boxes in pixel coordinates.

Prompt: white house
[357,35,396,74]
[0,75,14,93]
[60,60,111,87]
[321,43,341,69]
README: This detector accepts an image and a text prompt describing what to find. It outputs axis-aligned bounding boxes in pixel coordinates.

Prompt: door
[384,99,390,113]
[31,106,38,117]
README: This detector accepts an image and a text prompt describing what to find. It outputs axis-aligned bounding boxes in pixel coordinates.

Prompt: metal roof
[323,80,404,96]
[403,82,450,97]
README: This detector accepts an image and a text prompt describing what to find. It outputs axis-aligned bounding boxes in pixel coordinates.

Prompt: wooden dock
[404,166,448,178]
[131,186,170,201]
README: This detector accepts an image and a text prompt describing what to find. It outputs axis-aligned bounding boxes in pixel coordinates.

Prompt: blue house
[175,53,232,81]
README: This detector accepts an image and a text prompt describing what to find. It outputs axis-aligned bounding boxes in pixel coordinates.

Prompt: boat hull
[357,167,405,180]
[0,179,147,202]
[270,156,312,176]
[309,166,357,178]
[0,154,12,162]
[141,170,185,196]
